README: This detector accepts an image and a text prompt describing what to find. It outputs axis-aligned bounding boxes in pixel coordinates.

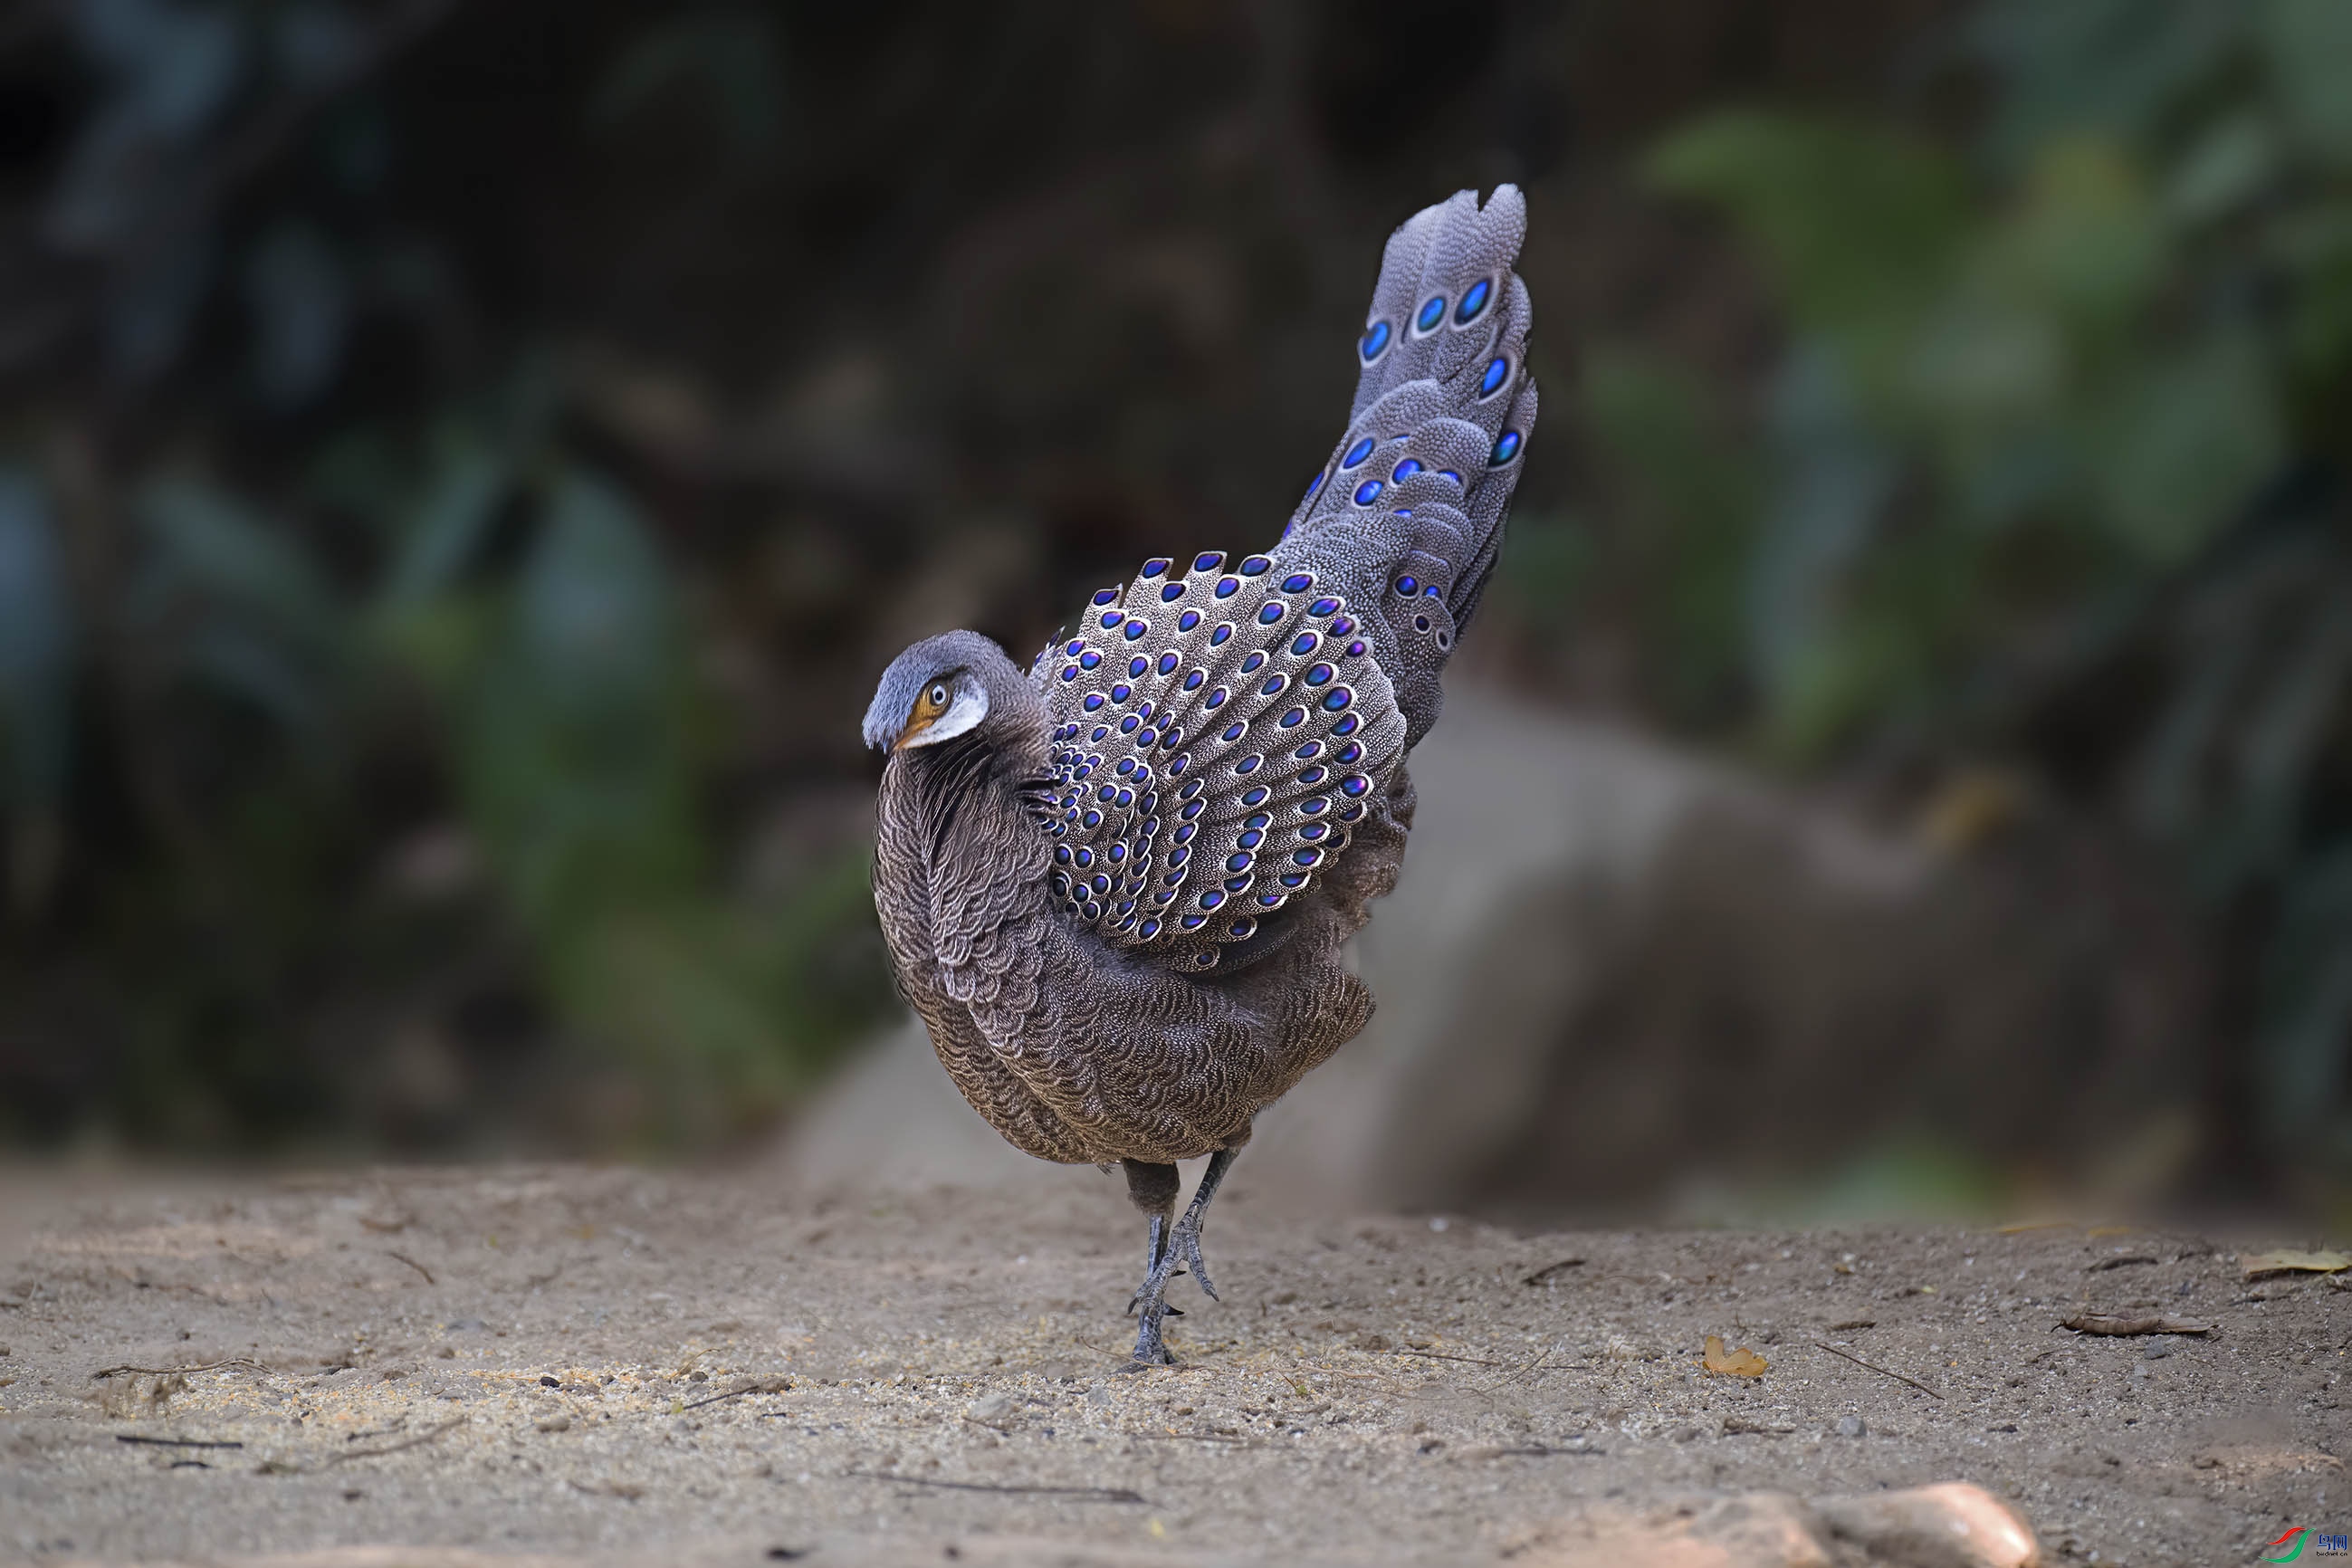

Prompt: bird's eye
[894,676,960,749]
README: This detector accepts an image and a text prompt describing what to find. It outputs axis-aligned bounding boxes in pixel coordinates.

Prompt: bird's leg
[1121,1147,1238,1369]
[1120,1160,1181,1350]
[1135,1212,1170,1306]
[1167,1145,1237,1303]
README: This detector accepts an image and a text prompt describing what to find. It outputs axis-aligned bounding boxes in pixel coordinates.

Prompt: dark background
[0,0,2345,1215]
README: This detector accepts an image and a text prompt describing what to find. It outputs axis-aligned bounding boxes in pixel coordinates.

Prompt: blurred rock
[1509,1483,2039,1568]
[779,686,2205,1217]
[779,1009,1058,1194]
[1814,1483,2043,1568]
[1507,1491,1831,1568]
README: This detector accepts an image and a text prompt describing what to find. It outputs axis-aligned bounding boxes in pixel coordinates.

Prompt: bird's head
[863,630,1039,757]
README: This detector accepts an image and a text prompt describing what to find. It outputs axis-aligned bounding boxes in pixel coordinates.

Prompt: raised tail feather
[1272,186,1537,748]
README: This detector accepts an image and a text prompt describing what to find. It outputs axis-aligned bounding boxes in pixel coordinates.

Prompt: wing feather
[1039,553,1406,970]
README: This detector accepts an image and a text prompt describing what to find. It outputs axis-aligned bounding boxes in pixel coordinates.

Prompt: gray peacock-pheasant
[864,187,1537,1367]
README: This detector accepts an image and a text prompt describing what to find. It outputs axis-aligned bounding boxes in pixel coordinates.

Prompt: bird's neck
[877,733,1051,945]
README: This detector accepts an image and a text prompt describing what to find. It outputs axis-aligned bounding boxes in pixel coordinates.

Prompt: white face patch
[901,669,990,749]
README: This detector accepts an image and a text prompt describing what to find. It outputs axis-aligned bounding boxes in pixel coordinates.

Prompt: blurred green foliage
[2,403,881,1145]
[0,0,890,1150]
[1535,0,2352,1170]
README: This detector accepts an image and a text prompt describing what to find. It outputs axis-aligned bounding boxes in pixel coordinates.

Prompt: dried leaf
[2240,1249,2351,1279]
[1701,1334,1768,1377]
[2060,1314,2213,1336]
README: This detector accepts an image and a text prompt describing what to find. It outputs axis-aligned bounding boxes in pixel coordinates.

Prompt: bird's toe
[1173,1221,1219,1302]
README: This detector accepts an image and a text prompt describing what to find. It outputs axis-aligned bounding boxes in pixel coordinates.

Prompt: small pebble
[539,1376,559,1387]
[1835,1414,1867,1439]
[2142,1341,2175,1359]
[966,1393,1011,1422]
[533,1414,570,1432]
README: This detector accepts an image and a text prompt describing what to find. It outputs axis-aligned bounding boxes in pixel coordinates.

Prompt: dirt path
[0,1162,2341,1566]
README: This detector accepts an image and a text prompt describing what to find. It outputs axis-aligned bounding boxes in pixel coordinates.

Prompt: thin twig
[385,1251,435,1286]
[2059,1314,2213,1337]
[327,1416,465,1464]
[1133,1429,1253,1445]
[1811,1340,1944,1401]
[1483,1339,1563,1391]
[114,1434,244,1449]
[845,1469,1144,1504]
[569,1478,645,1501]
[1522,1258,1586,1286]
[1391,1349,1506,1367]
[681,1378,789,1411]
[91,1357,262,1380]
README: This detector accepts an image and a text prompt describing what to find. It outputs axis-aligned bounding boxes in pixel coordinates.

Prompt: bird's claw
[1125,1267,1186,1316]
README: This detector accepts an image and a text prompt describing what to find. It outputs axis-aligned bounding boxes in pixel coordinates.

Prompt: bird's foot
[1123,1283,1185,1316]
[1120,1214,1217,1369]
[1123,1218,1216,1320]
[1171,1212,1219,1303]
[1123,1248,1181,1366]
[1123,1257,1178,1316]
[1123,1212,1180,1316]
[1119,1315,1174,1372]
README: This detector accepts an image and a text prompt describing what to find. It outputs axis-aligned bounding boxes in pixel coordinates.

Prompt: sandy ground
[0,1161,2344,1567]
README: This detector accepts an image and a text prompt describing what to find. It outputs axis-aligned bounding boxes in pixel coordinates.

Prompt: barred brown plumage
[863,187,1538,1366]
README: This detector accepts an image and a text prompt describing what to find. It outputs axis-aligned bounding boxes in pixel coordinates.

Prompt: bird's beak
[891,713,935,751]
